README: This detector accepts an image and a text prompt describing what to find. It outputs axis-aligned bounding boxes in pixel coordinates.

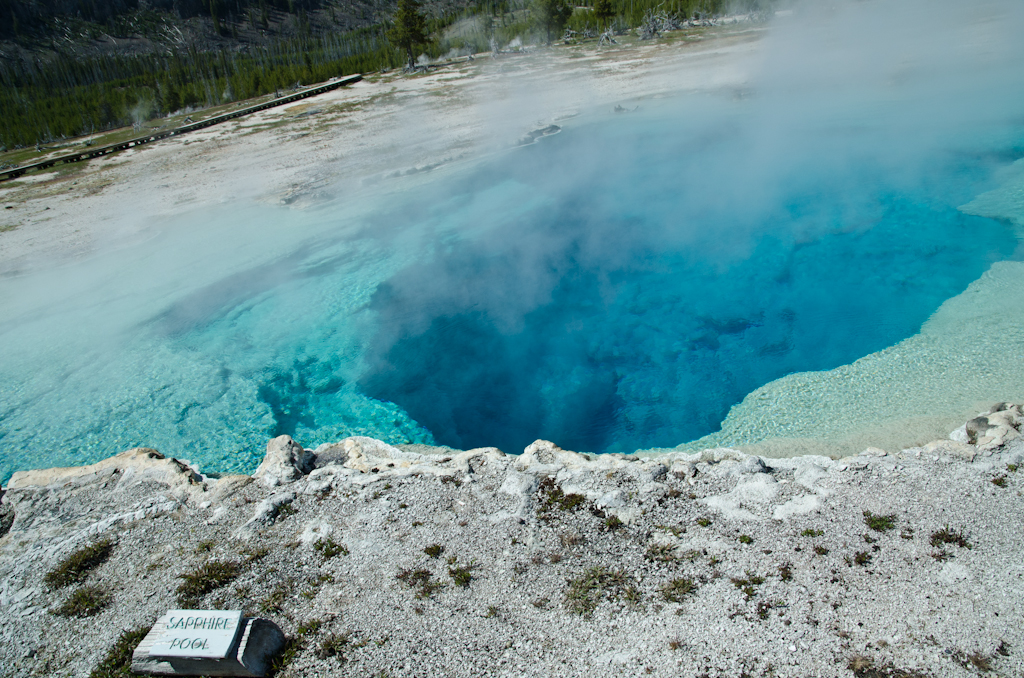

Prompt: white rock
[252,436,313,488]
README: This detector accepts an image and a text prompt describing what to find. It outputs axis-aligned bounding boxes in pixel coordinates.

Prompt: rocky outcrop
[251,436,314,488]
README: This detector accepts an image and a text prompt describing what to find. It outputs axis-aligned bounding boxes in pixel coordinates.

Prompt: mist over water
[2,0,1024,482]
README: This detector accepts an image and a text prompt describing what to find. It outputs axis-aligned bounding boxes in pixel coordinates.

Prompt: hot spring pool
[2,5,1024,483]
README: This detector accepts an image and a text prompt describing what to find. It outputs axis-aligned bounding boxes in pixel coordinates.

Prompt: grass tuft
[564,566,638,616]
[801,528,824,537]
[52,585,110,617]
[313,537,349,559]
[424,544,444,559]
[87,626,151,678]
[929,526,971,550]
[660,577,696,603]
[863,511,897,532]
[397,568,444,598]
[316,632,350,660]
[176,560,241,606]
[645,543,677,562]
[45,538,115,588]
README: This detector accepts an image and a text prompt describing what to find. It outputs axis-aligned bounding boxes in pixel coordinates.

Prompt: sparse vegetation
[605,514,624,530]
[661,577,696,602]
[53,585,110,617]
[814,545,829,556]
[929,526,972,549]
[88,626,151,678]
[645,543,677,562]
[863,511,897,532]
[853,551,872,567]
[397,568,444,598]
[313,537,349,559]
[425,544,444,559]
[316,632,351,660]
[260,581,291,614]
[538,477,587,515]
[738,534,753,544]
[730,572,764,600]
[196,540,215,553]
[801,528,824,537]
[778,563,793,581]
[269,637,305,676]
[696,517,712,527]
[991,476,1007,488]
[564,567,639,616]
[1008,464,1018,473]
[449,562,476,587]
[847,655,930,678]
[176,560,241,606]
[45,538,115,588]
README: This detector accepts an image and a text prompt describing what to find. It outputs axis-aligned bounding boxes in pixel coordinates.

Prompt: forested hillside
[0,0,761,150]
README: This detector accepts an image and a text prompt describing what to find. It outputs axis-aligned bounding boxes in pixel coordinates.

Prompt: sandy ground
[0,26,762,279]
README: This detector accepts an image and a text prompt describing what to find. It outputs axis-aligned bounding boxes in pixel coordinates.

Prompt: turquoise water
[3,11,1024,482]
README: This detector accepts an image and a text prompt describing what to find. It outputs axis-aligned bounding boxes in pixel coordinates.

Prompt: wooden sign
[132,610,284,677]
[148,610,243,658]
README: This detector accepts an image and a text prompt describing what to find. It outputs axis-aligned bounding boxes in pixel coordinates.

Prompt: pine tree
[387,0,428,69]
[594,0,615,27]
[534,0,572,44]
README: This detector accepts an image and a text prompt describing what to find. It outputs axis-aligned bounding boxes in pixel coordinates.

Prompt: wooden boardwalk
[0,74,362,183]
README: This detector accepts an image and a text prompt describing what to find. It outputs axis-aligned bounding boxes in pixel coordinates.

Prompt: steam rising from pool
[2,0,1024,482]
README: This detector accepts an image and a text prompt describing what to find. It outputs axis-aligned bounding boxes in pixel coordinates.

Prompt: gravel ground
[1,405,1022,678]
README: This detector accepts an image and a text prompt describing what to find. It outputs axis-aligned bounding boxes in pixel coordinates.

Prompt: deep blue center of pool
[351,104,1018,453]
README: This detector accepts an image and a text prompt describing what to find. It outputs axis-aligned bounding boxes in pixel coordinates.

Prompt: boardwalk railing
[1,74,363,183]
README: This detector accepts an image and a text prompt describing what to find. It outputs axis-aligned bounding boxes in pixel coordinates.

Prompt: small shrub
[778,563,793,581]
[485,605,499,618]
[605,515,624,530]
[853,551,872,566]
[424,544,444,559]
[45,538,115,588]
[929,526,971,549]
[991,476,1007,488]
[738,534,753,545]
[53,585,110,617]
[564,567,637,616]
[313,538,348,559]
[1008,464,1018,473]
[863,511,897,532]
[88,626,151,678]
[801,528,824,537]
[900,528,914,540]
[660,577,696,603]
[696,517,711,527]
[277,502,298,517]
[814,545,829,556]
[176,560,241,606]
